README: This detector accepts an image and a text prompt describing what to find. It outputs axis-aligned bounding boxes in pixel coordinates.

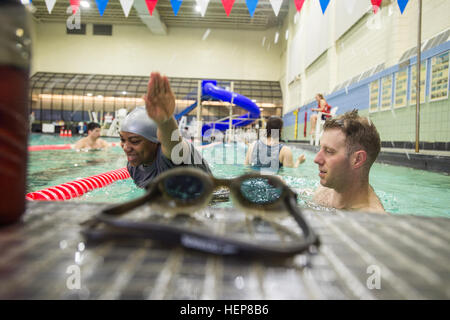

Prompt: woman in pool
[244,116,305,171]
[310,93,332,137]
[120,72,211,188]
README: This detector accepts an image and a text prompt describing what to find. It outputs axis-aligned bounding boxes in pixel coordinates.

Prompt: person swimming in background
[74,122,110,151]
[313,110,386,214]
[244,116,306,171]
[120,72,211,189]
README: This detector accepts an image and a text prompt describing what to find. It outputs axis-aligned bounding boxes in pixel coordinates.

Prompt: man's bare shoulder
[365,187,387,214]
[313,185,333,206]
[98,138,109,147]
[74,137,88,149]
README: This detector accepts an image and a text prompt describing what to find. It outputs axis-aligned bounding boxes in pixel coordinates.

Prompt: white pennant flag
[196,0,209,17]
[45,0,57,14]
[120,0,134,17]
[269,0,282,17]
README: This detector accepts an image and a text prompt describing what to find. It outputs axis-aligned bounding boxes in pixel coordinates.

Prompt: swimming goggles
[82,167,320,258]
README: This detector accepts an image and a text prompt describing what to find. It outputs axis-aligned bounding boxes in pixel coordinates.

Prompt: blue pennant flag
[170,0,183,16]
[95,0,109,16]
[319,0,330,14]
[397,0,409,14]
[246,0,259,17]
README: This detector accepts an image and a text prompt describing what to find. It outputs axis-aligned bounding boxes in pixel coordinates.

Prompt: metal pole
[228,82,234,143]
[415,0,422,153]
[196,80,202,146]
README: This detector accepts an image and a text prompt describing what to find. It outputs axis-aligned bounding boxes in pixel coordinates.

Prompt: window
[394,69,408,108]
[430,51,449,101]
[369,80,380,113]
[381,75,393,111]
[66,24,86,35]
[93,24,113,36]
[410,63,427,105]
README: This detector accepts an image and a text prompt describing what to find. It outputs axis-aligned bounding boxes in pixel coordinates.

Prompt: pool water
[27,134,450,218]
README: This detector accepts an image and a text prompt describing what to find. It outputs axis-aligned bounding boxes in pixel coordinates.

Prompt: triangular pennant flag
[246,0,258,17]
[170,0,183,16]
[371,0,382,14]
[294,0,305,12]
[70,0,80,14]
[196,0,209,17]
[95,0,109,16]
[221,0,235,17]
[120,0,134,17]
[319,0,330,14]
[397,0,409,14]
[145,0,158,15]
[44,0,56,14]
[269,0,282,16]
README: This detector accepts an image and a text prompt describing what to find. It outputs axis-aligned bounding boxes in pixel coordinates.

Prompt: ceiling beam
[133,0,168,35]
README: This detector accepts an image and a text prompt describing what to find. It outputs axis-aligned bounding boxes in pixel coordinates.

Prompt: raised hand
[144,72,176,125]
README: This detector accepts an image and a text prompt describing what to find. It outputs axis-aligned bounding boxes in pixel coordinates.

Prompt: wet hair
[87,122,100,132]
[323,109,381,170]
[266,116,283,138]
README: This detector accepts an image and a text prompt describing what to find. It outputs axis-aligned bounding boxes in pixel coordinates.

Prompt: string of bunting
[39,0,412,18]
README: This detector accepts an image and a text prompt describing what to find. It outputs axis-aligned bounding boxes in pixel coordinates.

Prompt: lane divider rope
[26,167,130,201]
[28,142,120,152]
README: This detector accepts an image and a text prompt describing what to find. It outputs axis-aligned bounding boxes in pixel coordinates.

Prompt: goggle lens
[164,174,204,201]
[239,177,283,205]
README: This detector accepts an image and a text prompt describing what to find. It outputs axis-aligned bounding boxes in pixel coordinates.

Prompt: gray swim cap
[120,106,159,143]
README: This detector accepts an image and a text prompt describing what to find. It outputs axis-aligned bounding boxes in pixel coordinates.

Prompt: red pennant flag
[294,0,305,12]
[70,0,80,14]
[371,0,382,14]
[145,0,158,15]
[221,0,235,17]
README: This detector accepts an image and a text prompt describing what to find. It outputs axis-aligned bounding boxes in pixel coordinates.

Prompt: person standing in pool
[313,110,386,214]
[120,72,211,188]
[244,116,306,171]
[74,122,109,150]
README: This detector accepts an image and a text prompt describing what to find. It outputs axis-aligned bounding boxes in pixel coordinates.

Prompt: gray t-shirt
[127,142,212,188]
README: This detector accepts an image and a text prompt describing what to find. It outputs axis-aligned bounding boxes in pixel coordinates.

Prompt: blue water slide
[175,101,197,121]
[201,80,260,137]
[174,89,198,121]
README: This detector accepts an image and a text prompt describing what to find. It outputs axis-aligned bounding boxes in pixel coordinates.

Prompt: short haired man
[313,110,386,214]
[120,72,211,188]
[74,122,109,150]
[245,116,305,171]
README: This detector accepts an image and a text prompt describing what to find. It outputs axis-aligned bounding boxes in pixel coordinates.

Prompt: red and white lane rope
[26,142,220,201]
[28,142,120,152]
[26,167,130,201]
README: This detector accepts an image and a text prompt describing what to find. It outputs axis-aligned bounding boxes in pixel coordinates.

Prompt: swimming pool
[27,134,450,218]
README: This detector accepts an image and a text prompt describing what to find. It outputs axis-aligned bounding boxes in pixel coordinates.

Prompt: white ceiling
[29,0,289,31]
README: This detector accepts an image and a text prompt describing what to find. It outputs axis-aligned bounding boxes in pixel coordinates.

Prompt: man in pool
[120,72,211,188]
[313,110,386,214]
[245,116,306,171]
[74,122,109,150]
